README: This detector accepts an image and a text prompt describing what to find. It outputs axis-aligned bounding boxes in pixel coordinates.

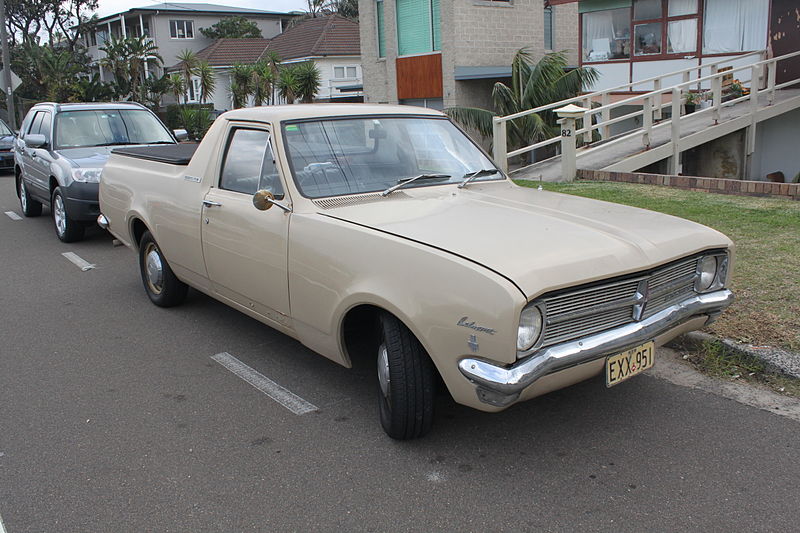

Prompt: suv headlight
[517,304,544,352]
[695,252,729,293]
[71,168,103,183]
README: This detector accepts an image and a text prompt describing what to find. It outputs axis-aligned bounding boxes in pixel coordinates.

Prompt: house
[551,0,800,90]
[167,15,362,110]
[357,0,579,110]
[266,15,363,102]
[84,2,295,83]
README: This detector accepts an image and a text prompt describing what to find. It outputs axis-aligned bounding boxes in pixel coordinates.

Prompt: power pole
[0,0,15,130]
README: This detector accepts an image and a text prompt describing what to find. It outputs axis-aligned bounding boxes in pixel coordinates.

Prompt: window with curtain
[582,8,631,62]
[544,6,554,50]
[396,0,441,56]
[376,0,386,58]
[631,0,699,57]
[703,0,769,54]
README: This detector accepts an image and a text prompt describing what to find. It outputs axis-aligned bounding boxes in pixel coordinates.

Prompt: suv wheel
[51,187,85,242]
[18,178,42,217]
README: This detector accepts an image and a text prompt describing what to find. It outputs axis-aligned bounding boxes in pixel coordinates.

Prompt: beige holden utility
[98,104,734,439]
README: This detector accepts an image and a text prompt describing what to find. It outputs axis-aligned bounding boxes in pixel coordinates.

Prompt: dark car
[0,118,15,172]
[14,102,185,242]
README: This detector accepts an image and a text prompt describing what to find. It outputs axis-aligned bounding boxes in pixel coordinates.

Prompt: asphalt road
[1,173,799,532]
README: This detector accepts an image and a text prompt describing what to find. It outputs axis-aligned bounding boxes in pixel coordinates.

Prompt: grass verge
[514,179,800,352]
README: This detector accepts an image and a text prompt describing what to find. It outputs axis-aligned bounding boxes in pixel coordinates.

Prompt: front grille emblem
[632,280,649,321]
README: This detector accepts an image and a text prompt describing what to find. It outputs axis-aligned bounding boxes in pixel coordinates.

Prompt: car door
[27,111,55,199]
[201,125,291,327]
[19,111,50,201]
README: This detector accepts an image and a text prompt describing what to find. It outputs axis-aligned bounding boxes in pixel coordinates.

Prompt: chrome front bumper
[458,289,734,407]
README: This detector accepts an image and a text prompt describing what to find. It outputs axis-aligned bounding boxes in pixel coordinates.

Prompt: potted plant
[684,91,700,114]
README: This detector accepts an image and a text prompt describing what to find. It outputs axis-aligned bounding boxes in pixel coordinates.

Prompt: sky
[94,0,310,18]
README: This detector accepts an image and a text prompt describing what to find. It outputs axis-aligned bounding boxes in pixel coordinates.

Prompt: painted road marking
[0,509,7,533]
[4,211,22,221]
[62,252,95,272]
[211,352,318,415]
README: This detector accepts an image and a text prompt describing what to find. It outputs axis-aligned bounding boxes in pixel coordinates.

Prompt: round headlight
[696,256,718,292]
[517,305,543,351]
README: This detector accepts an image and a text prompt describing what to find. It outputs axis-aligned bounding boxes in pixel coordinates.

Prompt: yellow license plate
[606,341,655,387]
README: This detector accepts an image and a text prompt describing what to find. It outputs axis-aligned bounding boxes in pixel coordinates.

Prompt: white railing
[492,50,800,177]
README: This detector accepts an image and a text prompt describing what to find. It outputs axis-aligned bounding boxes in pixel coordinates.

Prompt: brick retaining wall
[577,169,800,201]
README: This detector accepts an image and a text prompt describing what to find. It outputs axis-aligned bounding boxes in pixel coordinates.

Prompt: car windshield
[54,109,173,149]
[282,116,502,198]
[0,120,12,136]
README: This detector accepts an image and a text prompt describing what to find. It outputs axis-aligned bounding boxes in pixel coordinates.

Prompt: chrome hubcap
[377,343,391,400]
[54,194,66,235]
[19,181,27,211]
[145,246,164,294]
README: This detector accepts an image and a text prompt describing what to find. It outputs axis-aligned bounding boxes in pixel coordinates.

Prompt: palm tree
[277,66,299,104]
[229,63,253,108]
[38,47,82,101]
[167,73,186,104]
[175,49,198,102]
[196,60,216,104]
[446,50,598,160]
[126,36,163,103]
[250,60,274,106]
[99,35,132,98]
[293,61,321,103]
[260,50,282,103]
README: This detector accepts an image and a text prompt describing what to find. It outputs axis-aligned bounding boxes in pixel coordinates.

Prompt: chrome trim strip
[459,289,733,407]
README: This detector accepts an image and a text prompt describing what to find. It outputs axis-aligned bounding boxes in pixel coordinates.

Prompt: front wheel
[377,312,436,440]
[51,187,84,242]
[138,231,188,307]
[19,177,42,217]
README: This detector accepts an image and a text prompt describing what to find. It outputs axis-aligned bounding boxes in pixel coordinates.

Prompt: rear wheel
[138,231,188,307]
[51,187,84,242]
[377,312,436,440]
[18,177,42,217]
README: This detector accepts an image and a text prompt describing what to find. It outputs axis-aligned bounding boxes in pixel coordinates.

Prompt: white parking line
[61,252,95,272]
[211,352,318,415]
[4,211,22,221]
[0,509,7,533]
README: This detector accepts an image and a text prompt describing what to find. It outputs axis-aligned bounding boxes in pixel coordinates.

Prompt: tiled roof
[266,15,360,61]
[171,38,272,69]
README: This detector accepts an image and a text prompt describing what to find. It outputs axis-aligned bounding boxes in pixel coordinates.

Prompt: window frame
[169,19,194,39]
[333,65,359,80]
[395,0,441,58]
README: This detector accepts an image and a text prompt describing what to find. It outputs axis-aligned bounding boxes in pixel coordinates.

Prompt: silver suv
[14,102,181,242]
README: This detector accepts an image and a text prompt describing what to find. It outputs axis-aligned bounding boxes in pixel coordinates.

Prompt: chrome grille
[540,256,700,348]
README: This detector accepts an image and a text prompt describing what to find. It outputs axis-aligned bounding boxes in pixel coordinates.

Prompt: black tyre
[18,177,42,217]
[138,231,188,307]
[51,187,85,242]
[377,312,436,440]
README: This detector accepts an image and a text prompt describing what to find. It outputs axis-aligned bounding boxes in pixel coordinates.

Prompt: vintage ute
[98,104,734,439]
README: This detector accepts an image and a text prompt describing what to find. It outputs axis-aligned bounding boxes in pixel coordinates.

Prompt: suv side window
[219,128,285,199]
[39,112,52,143]
[27,112,44,137]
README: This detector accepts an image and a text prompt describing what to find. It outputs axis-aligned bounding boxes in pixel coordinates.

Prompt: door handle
[202,200,222,207]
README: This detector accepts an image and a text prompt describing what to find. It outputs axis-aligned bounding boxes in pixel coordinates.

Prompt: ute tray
[112,143,199,165]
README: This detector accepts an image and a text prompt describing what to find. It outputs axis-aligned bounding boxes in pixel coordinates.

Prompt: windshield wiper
[458,168,500,189]
[380,173,451,197]
[147,140,177,144]
[95,141,134,147]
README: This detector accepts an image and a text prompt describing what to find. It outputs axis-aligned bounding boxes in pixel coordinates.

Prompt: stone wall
[577,169,800,200]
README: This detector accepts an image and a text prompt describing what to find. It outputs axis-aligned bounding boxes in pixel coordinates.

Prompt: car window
[0,120,12,136]
[283,117,501,198]
[27,112,44,137]
[39,112,52,142]
[220,128,284,199]
[53,109,174,149]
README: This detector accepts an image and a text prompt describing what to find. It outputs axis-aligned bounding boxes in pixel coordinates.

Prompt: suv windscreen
[282,116,502,198]
[54,109,174,149]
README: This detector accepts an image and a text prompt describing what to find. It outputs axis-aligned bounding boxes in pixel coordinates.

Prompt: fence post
[601,92,611,139]
[653,79,662,120]
[556,104,588,182]
[767,58,777,105]
[493,117,508,174]
[670,88,682,175]
[711,64,722,124]
[642,95,652,148]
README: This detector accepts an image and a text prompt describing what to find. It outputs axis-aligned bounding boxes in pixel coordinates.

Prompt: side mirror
[173,129,189,141]
[253,189,275,211]
[25,134,46,148]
